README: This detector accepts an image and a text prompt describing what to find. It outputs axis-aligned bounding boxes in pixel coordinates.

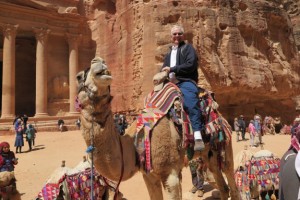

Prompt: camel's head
[76,57,112,101]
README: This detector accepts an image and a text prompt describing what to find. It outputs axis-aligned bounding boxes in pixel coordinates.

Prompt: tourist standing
[116,118,125,135]
[274,117,283,134]
[254,114,263,144]
[22,114,28,132]
[291,117,300,137]
[25,124,36,151]
[186,147,205,197]
[234,117,240,142]
[248,120,256,148]
[14,119,24,153]
[238,115,246,140]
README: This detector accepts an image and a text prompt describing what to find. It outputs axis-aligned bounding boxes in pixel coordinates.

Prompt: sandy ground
[0,131,290,200]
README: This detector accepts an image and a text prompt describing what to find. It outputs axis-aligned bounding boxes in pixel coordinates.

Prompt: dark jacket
[238,118,246,130]
[162,41,199,83]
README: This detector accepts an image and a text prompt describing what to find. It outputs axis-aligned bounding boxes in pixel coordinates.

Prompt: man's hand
[162,66,171,73]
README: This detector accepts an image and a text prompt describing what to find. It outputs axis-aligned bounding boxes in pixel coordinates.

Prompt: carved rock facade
[89,0,300,124]
[0,0,300,124]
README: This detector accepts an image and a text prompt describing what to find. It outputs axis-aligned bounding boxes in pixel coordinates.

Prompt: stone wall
[82,0,300,124]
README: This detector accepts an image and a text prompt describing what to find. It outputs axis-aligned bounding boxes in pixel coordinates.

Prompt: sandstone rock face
[1,0,300,124]
[84,0,300,124]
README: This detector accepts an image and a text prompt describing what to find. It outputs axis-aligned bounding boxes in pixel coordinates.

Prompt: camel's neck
[81,102,138,181]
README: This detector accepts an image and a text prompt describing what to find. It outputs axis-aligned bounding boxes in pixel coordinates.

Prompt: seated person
[58,119,65,132]
[0,142,18,172]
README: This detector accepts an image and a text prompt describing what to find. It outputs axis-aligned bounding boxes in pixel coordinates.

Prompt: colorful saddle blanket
[36,168,110,200]
[135,82,183,172]
[234,155,280,199]
[199,91,232,142]
[135,83,233,172]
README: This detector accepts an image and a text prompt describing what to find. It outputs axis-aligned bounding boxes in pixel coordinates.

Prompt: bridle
[77,67,91,95]
[76,66,124,200]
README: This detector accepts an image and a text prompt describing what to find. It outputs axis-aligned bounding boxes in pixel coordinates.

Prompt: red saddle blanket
[135,82,183,172]
[36,168,110,200]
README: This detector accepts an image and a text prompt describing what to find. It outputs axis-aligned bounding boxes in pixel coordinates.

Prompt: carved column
[34,28,50,117]
[1,24,18,119]
[66,33,81,115]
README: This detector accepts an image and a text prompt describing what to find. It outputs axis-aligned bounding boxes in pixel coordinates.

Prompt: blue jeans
[177,81,202,132]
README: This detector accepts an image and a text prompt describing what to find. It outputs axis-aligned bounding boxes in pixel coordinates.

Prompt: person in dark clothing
[13,115,22,126]
[161,24,204,152]
[22,114,28,132]
[238,115,246,140]
[114,113,120,125]
[186,146,205,197]
[58,119,65,132]
[116,118,125,135]
[274,117,283,134]
[75,118,81,130]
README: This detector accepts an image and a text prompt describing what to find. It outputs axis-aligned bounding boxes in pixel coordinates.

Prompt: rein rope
[101,135,124,200]
[85,91,124,200]
[79,67,124,200]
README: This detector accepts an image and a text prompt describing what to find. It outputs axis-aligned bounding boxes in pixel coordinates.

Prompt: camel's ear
[76,71,85,86]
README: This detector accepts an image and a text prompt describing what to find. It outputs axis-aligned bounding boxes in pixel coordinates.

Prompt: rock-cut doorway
[15,36,36,117]
[0,61,2,115]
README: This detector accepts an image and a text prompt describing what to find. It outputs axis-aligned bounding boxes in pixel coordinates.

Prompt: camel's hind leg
[161,169,182,200]
[203,150,230,200]
[222,141,241,200]
[143,173,164,200]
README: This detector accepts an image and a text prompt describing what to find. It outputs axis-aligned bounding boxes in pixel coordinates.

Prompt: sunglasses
[172,32,183,36]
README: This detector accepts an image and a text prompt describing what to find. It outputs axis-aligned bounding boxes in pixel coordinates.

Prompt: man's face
[171,28,184,45]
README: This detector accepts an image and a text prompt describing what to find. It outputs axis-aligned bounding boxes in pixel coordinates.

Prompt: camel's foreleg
[143,173,164,200]
[161,169,182,200]
[223,142,241,200]
[204,151,230,200]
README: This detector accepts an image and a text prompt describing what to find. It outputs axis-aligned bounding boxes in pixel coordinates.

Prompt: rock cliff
[84,0,300,124]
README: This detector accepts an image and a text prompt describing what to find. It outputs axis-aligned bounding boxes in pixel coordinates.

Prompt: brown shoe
[194,139,205,151]
[189,186,197,193]
[197,190,204,197]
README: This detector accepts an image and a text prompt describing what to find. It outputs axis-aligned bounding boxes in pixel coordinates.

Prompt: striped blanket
[234,155,280,199]
[36,168,109,200]
[135,82,182,172]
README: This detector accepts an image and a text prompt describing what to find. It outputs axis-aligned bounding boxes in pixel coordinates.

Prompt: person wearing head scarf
[0,142,18,172]
[14,118,24,153]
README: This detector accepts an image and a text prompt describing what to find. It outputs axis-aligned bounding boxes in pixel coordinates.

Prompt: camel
[235,149,280,200]
[36,157,119,200]
[0,171,21,200]
[279,125,300,200]
[76,57,240,200]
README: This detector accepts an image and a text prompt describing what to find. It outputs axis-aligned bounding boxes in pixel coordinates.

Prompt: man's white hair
[171,25,184,35]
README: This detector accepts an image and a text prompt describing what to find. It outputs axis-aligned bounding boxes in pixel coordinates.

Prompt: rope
[89,120,95,200]
[86,116,125,200]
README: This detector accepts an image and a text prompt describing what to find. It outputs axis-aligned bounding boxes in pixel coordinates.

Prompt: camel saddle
[135,72,232,172]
